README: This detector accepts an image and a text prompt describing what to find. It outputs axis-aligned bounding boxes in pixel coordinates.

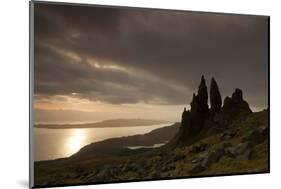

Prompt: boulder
[144,161,152,169]
[247,126,268,146]
[223,142,232,149]
[201,148,224,167]
[95,165,113,180]
[161,164,176,172]
[191,159,200,164]
[190,143,209,154]
[224,142,251,158]
[220,130,237,140]
[189,163,206,174]
[149,170,160,178]
[224,147,236,158]
[121,160,134,172]
[191,154,205,164]
[237,149,252,161]
[173,154,186,162]
[125,163,142,172]
[234,142,250,155]
[81,171,98,182]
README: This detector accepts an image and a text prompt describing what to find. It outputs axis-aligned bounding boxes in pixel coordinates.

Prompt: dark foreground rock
[246,126,268,146]
[190,163,206,174]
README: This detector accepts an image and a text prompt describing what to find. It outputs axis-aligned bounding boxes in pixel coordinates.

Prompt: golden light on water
[66,129,86,155]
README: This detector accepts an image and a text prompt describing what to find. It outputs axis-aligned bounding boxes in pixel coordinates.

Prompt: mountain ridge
[35,118,170,129]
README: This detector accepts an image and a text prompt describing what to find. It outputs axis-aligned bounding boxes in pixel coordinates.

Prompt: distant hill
[35,119,170,129]
[71,122,180,159]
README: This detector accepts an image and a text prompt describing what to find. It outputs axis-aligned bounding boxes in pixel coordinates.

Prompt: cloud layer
[34,3,269,109]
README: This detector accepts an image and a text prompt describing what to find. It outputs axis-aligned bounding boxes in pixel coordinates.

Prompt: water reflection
[66,129,86,155]
[34,123,171,161]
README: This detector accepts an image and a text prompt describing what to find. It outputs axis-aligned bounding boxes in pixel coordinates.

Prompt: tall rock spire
[178,76,209,141]
[187,75,208,134]
[197,75,209,119]
[210,77,222,114]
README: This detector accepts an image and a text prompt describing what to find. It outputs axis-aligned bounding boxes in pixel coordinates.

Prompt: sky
[33,3,269,123]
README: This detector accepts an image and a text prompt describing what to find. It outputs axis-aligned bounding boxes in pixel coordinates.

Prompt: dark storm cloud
[34,3,268,108]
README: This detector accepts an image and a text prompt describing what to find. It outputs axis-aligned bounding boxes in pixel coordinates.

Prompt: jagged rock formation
[176,76,209,143]
[179,108,191,139]
[189,76,209,135]
[172,76,252,146]
[215,88,252,126]
[210,78,222,115]
[196,76,209,118]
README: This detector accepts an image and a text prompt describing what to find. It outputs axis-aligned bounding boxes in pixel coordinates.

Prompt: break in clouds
[34,3,268,117]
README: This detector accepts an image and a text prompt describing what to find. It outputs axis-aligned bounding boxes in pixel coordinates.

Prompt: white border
[1,1,280,189]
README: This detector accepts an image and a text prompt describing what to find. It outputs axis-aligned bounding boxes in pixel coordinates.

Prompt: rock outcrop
[173,76,252,146]
[216,88,252,126]
[177,76,209,143]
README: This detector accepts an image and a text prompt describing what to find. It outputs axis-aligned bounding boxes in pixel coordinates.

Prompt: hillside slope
[71,123,180,159]
[34,110,268,187]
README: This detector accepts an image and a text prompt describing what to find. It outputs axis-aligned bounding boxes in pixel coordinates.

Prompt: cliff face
[174,76,252,146]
